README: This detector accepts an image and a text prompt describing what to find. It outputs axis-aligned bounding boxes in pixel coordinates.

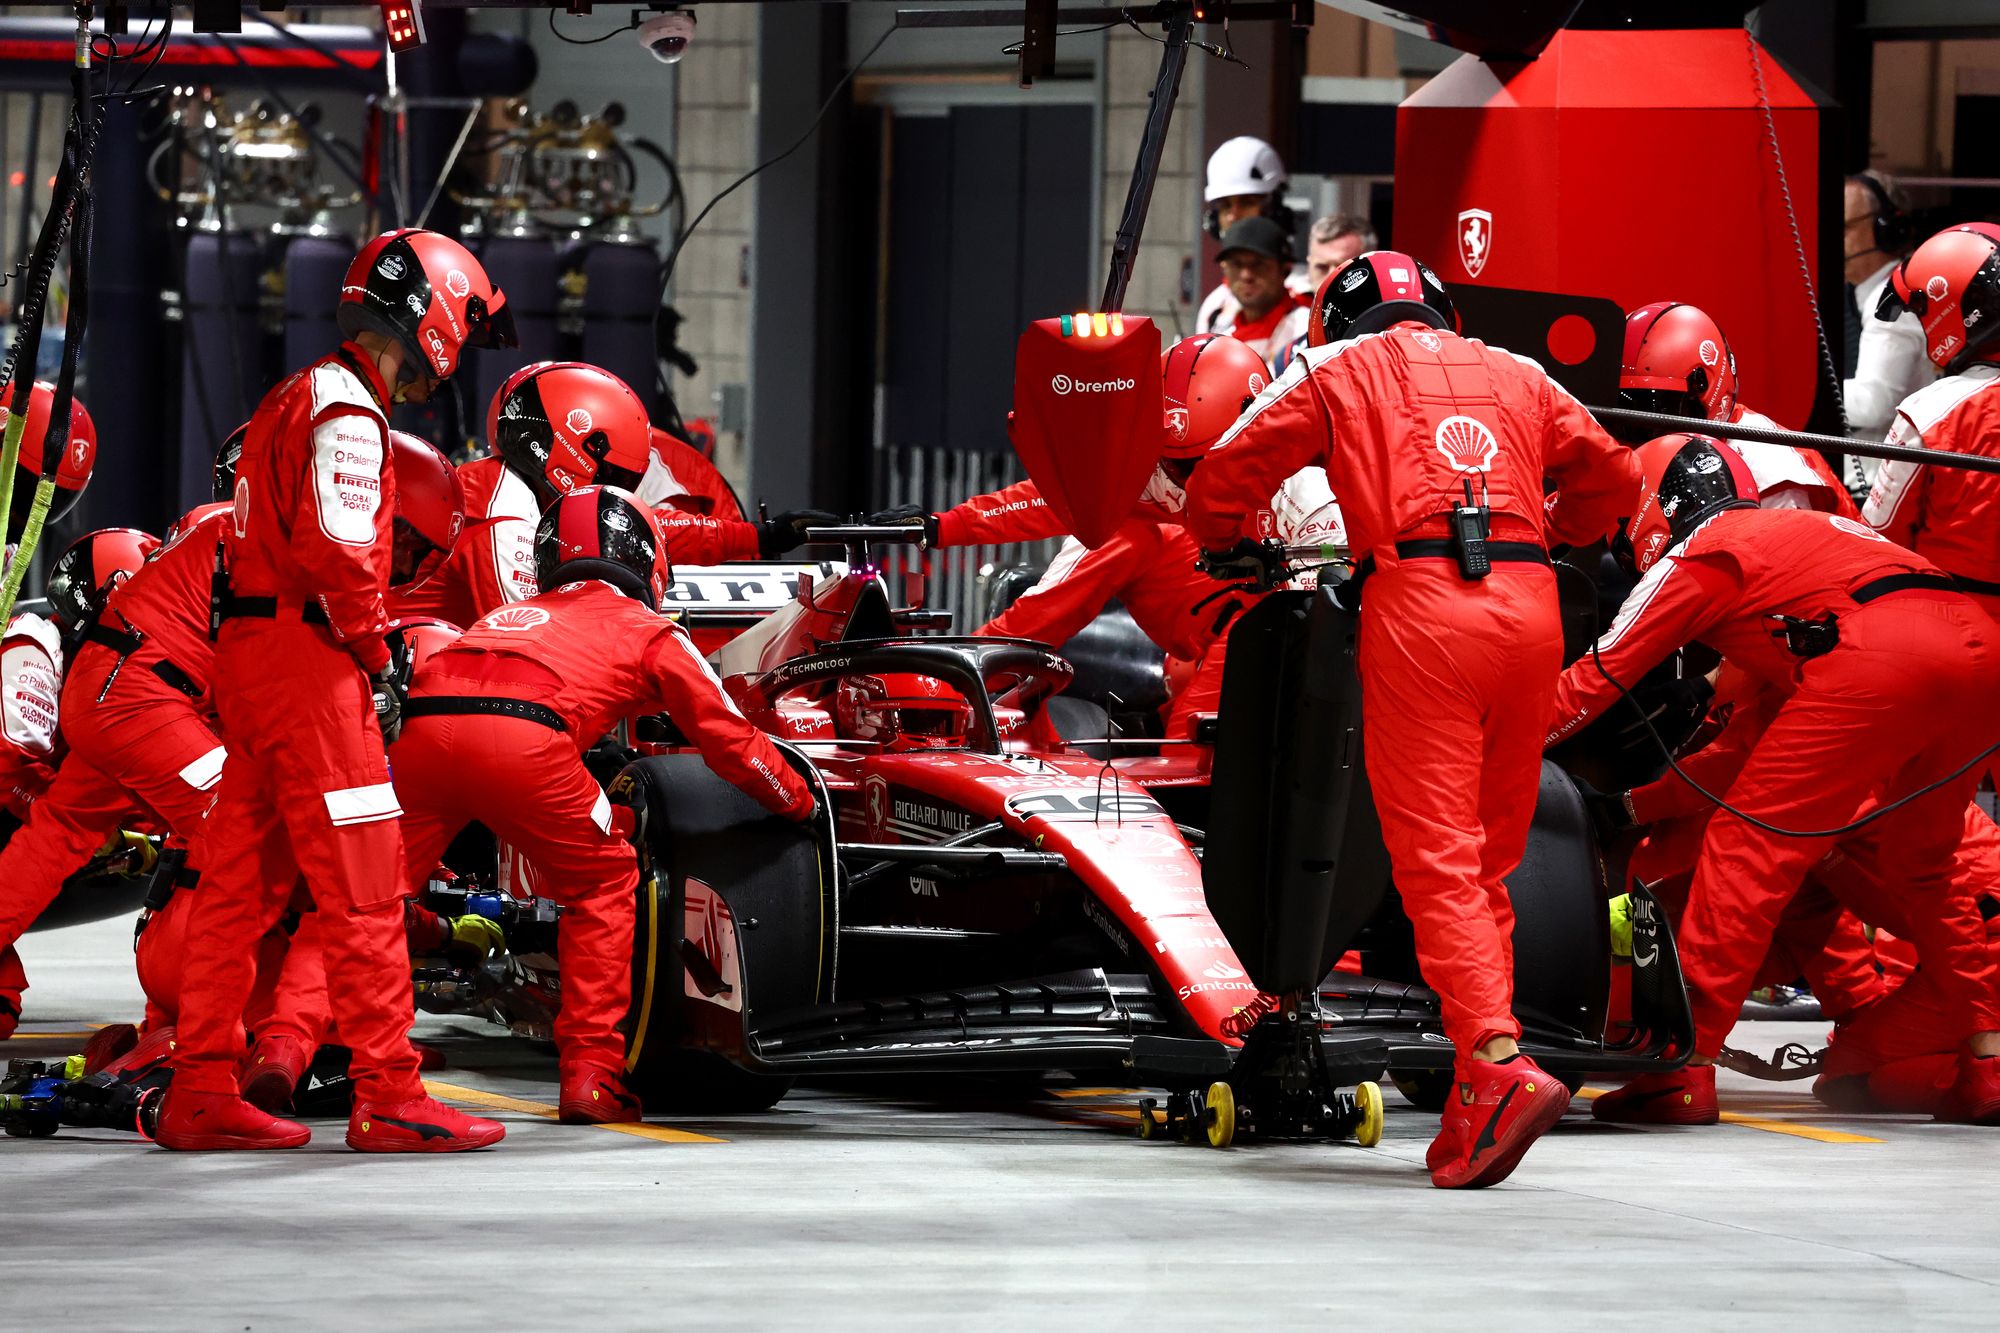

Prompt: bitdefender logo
[1051,373,1136,396]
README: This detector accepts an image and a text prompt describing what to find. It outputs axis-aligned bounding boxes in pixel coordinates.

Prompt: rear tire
[628,1051,794,1116]
[1391,1068,1453,1112]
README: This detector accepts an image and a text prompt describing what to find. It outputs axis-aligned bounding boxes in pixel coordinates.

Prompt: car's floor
[3,914,1991,1328]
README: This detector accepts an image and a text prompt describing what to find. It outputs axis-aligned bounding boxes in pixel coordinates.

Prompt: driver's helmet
[835,672,972,751]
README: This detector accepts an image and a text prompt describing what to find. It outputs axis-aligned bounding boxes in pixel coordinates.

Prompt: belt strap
[1358,540,1551,581]
[1851,571,1962,604]
[1946,571,2000,598]
[1395,538,1550,566]
[219,595,330,626]
[82,621,142,656]
[404,695,568,732]
[149,659,203,700]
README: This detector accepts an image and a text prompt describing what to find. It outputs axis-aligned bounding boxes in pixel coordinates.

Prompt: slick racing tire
[627,1051,793,1116]
[1390,1068,1453,1112]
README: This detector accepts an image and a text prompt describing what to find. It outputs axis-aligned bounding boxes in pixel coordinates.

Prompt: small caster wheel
[1203,1081,1235,1149]
[1136,1100,1161,1141]
[1352,1080,1384,1148]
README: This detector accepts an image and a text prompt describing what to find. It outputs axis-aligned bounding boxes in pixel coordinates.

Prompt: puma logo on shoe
[372,1115,453,1140]
[1470,1084,1519,1160]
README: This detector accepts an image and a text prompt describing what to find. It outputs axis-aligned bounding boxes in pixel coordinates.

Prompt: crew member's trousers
[1678,592,2000,1056]
[393,712,639,1071]
[1359,561,1561,1065]
[172,622,419,1101]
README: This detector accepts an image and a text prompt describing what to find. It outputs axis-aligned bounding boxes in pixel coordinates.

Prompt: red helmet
[338,229,515,386]
[488,361,653,509]
[1619,433,1759,575]
[1309,250,1456,349]
[382,615,463,696]
[2,378,96,536]
[388,431,465,590]
[45,527,159,632]
[533,485,670,607]
[1619,302,1737,426]
[1160,335,1269,459]
[835,672,971,751]
[1879,223,2000,372]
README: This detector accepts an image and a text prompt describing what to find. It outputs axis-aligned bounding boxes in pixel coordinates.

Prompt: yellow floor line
[1048,1087,1138,1099]
[0,1029,102,1042]
[423,1078,724,1144]
[1577,1086,1881,1144]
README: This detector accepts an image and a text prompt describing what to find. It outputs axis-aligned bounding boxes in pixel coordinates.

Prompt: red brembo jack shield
[1009,315,1163,549]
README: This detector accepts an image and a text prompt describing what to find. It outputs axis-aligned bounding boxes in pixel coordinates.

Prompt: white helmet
[1205,135,1286,202]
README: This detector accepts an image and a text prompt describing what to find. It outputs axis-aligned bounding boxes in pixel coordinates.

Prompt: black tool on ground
[0,1057,166,1139]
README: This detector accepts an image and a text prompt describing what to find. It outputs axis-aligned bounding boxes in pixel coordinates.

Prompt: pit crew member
[1185,249,1639,1189]
[390,486,816,1124]
[155,227,507,1154]
[1548,433,2000,1126]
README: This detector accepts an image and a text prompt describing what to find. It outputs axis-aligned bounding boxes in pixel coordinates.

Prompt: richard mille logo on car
[1050,374,1136,396]
[894,799,975,835]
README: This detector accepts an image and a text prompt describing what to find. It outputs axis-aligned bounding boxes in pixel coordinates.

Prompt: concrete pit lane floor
[3,915,1995,1329]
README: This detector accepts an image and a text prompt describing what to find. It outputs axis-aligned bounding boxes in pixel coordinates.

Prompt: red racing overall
[1549,506,2000,1058]
[392,578,815,1073]
[172,345,424,1105]
[1187,324,1636,1066]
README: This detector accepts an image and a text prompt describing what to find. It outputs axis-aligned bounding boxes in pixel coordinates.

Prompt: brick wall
[667,3,758,490]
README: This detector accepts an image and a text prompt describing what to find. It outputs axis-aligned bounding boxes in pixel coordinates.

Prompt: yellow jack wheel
[1203,1081,1236,1149]
[1352,1080,1384,1148]
[1137,1105,1161,1140]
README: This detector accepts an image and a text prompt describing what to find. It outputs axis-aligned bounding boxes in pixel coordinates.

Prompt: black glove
[370,669,404,745]
[1571,776,1637,847]
[1196,538,1281,589]
[865,505,940,547]
[758,509,841,558]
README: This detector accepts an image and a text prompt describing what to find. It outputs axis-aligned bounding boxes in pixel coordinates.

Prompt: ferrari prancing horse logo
[1457,208,1492,278]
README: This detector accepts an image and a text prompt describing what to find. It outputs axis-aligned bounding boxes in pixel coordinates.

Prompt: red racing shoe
[240,1034,313,1113]
[1591,1065,1718,1125]
[80,1023,139,1074]
[1427,1057,1572,1190]
[347,1093,505,1153]
[99,1025,179,1079]
[559,1065,644,1124]
[1935,1053,2000,1125]
[154,1088,311,1150]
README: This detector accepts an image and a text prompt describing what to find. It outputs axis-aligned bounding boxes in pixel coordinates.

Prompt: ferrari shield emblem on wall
[1457,208,1492,278]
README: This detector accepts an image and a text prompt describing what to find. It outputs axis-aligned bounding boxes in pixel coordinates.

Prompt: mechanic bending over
[974,333,1342,737]
[389,486,817,1124]
[1547,433,2000,1127]
[155,228,511,1155]
[1185,249,1638,1189]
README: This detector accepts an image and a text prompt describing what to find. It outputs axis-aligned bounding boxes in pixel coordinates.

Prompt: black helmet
[1620,433,1761,574]
[46,527,160,632]
[1309,250,1457,348]
[213,422,249,504]
[532,485,670,607]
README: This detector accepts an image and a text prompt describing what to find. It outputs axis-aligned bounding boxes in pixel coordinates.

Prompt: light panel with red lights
[381,1,427,52]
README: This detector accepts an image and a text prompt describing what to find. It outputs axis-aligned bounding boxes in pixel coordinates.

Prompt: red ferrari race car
[394,526,1692,1149]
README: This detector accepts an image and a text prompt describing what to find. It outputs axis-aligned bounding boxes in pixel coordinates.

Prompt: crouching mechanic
[1185,250,1638,1188]
[1548,433,2000,1125]
[390,486,817,1123]
[156,227,511,1154]
[0,527,157,1036]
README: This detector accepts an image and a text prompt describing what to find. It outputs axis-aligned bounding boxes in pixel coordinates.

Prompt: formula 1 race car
[548,528,1696,1136]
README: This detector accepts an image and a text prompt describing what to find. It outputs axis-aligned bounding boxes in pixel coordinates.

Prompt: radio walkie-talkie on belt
[1450,478,1491,580]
